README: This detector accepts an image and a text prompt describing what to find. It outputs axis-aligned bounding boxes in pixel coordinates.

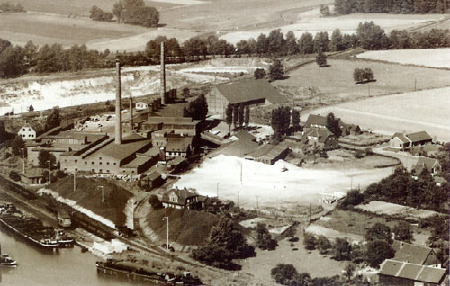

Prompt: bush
[9,171,21,182]
[256,223,277,250]
[303,233,317,250]
[148,194,163,210]
[365,240,395,267]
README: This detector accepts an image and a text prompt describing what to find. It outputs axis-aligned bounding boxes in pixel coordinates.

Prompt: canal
[0,229,152,286]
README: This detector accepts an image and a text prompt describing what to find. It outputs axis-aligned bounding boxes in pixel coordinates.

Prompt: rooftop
[215,79,287,104]
[392,242,435,265]
[90,137,151,162]
[380,259,446,284]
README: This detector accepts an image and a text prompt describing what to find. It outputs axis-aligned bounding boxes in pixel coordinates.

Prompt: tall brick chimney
[160,41,166,105]
[115,59,122,145]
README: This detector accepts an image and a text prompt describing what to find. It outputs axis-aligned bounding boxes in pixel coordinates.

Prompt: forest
[334,0,447,14]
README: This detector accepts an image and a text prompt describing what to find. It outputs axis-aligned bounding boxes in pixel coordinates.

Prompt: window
[107,170,110,173]
[85,162,87,165]
[99,157,102,160]
[22,128,25,131]
[113,163,116,165]
[65,159,67,163]
[99,162,102,165]
[92,169,95,173]
[75,160,77,163]
[106,162,110,165]
[92,162,94,165]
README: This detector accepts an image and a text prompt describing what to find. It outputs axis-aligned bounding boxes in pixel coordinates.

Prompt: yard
[173,155,394,209]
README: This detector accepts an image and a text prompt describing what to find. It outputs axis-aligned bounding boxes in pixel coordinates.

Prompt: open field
[357,48,450,68]
[305,87,450,142]
[173,155,393,209]
[274,59,450,101]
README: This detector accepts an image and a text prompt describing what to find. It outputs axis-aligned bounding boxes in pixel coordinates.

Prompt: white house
[18,123,36,140]
[135,102,149,111]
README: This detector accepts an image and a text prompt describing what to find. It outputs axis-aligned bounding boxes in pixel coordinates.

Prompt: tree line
[334,0,447,14]
[0,2,25,12]
[1,21,449,78]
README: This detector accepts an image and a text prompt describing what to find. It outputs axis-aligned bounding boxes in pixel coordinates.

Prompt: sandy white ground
[357,49,450,68]
[173,155,393,209]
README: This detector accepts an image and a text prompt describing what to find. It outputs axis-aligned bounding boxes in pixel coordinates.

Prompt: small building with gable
[18,123,37,140]
[390,131,433,151]
[378,259,447,286]
[161,188,199,210]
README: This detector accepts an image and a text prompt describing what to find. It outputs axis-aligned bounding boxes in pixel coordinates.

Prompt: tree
[89,5,113,22]
[344,262,356,281]
[267,29,285,56]
[113,0,159,27]
[148,194,163,209]
[254,68,266,79]
[28,105,34,112]
[298,32,314,54]
[244,105,250,128]
[268,59,284,81]
[38,150,56,169]
[291,109,301,131]
[365,223,393,244]
[316,50,327,67]
[237,104,245,128]
[225,104,233,132]
[271,106,291,140]
[271,264,301,285]
[11,135,24,156]
[192,216,255,269]
[337,190,364,210]
[320,4,331,16]
[232,104,239,129]
[365,240,395,267]
[317,236,332,254]
[332,238,351,261]
[0,46,26,78]
[326,112,341,137]
[313,31,329,53]
[256,223,277,250]
[46,106,61,130]
[256,33,268,55]
[303,233,317,250]
[183,94,208,120]
[393,221,413,243]
[330,29,345,51]
[356,21,389,50]
[285,31,299,55]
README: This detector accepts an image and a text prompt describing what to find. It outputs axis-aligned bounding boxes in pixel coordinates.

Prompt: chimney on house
[115,59,122,145]
[160,41,166,105]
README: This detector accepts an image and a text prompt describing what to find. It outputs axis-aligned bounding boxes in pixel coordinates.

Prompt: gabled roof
[305,128,335,143]
[165,136,193,152]
[406,131,433,143]
[392,132,410,144]
[162,188,197,206]
[380,259,446,284]
[214,79,287,104]
[305,114,327,128]
[393,242,434,265]
[416,157,439,169]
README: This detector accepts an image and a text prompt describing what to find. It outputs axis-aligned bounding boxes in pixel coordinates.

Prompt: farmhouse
[412,157,441,175]
[378,259,447,286]
[302,128,338,150]
[161,188,199,210]
[390,131,433,151]
[206,79,287,119]
[304,114,361,136]
[18,123,37,140]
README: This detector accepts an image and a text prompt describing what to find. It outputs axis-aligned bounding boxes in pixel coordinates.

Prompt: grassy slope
[49,176,132,226]
[147,208,219,246]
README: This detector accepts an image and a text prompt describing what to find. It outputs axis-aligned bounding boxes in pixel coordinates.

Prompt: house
[164,135,193,159]
[206,79,287,119]
[18,123,37,140]
[378,259,447,286]
[304,114,361,136]
[412,157,441,175]
[392,242,439,266]
[20,169,45,184]
[390,131,433,151]
[161,188,199,210]
[135,102,149,111]
[246,143,291,165]
[302,128,338,150]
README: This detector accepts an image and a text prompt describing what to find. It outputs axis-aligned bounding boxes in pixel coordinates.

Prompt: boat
[95,260,202,285]
[0,203,75,249]
[0,254,17,266]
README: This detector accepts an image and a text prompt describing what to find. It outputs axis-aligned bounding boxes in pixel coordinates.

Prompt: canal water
[0,229,149,286]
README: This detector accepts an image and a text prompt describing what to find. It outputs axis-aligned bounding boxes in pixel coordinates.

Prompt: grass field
[306,87,450,142]
[274,59,450,101]
[356,48,450,68]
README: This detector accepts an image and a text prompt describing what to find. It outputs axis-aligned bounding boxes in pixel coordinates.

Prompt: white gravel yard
[173,155,392,209]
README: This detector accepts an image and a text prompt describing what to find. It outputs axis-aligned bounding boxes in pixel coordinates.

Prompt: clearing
[356,48,450,68]
[173,155,393,209]
[305,87,450,142]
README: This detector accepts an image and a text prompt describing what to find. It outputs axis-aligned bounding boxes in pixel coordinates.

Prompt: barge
[0,203,74,249]
[96,260,202,285]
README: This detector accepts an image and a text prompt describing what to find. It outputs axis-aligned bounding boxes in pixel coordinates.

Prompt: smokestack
[129,89,133,132]
[160,41,166,105]
[115,59,122,145]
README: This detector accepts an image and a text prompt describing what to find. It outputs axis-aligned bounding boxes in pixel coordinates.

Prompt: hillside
[147,208,219,246]
[48,176,133,226]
